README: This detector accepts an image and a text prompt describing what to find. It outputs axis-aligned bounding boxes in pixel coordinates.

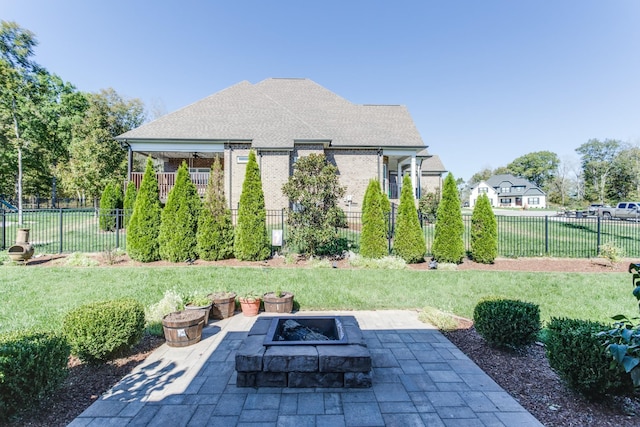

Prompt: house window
[237,156,248,164]
[500,198,512,204]
[501,187,511,193]
[514,186,524,192]
[527,197,540,205]
[478,187,488,193]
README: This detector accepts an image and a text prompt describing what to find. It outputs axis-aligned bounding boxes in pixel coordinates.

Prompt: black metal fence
[2,208,640,258]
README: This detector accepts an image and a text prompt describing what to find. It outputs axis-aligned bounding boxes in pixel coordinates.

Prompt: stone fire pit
[235,316,372,388]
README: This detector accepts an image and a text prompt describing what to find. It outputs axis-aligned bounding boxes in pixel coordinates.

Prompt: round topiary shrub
[545,317,633,399]
[62,298,145,363]
[473,297,541,349]
[0,330,70,422]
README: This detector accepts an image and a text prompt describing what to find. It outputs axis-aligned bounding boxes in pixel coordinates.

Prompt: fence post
[1,209,5,250]
[59,208,63,254]
[596,216,601,255]
[545,216,549,255]
[115,208,120,249]
[388,203,396,254]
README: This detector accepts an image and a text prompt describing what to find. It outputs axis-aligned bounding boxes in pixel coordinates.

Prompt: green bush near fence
[127,158,162,262]
[158,162,201,263]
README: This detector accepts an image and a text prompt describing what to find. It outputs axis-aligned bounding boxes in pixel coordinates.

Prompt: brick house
[116,78,445,210]
[469,174,547,209]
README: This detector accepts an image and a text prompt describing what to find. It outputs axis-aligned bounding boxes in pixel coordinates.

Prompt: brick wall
[327,149,380,210]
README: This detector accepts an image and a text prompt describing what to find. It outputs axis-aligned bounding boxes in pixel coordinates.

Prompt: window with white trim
[527,197,540,205]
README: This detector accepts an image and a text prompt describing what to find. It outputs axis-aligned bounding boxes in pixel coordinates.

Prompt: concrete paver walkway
[68,311,543,426]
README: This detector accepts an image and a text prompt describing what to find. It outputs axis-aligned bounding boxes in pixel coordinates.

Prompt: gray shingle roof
[485,174,546,195]
[117,78,425,149]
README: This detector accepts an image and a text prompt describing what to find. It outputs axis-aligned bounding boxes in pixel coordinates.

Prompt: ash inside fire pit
[264,317,346,345]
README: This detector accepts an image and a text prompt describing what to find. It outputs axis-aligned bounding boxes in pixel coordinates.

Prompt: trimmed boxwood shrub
[473,298,541,349]
[0,330,70,422]
[546,317,633,398]
[62,298,145,363]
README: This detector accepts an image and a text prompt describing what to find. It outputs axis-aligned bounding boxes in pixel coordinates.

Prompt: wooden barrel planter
[263,292,294,313]
[185,303,212,324]
[208,292,237,319]
[162,310,206,347]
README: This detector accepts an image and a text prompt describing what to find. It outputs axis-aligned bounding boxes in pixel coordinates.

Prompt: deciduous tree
[281,153,347,257]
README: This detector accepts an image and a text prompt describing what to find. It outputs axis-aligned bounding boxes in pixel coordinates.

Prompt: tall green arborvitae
[360,179,387,258]
[126,157,161,262]
[471,193,498,263]
[393,174,426,263]
[98,183,115,231]
[432,172,465,263]
[158,162,201,262]
[234,150,270,261]
[197,156,234,260]
[123,181,137,228]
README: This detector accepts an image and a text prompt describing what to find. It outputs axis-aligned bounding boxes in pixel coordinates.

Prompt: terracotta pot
[239,297,261,317]
[262,292,294,313]
[208,292,237,319]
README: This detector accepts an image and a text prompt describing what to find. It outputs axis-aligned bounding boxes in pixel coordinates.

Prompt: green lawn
[0,265,635,334]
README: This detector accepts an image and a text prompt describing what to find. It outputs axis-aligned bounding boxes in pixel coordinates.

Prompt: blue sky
[4,0,640,182]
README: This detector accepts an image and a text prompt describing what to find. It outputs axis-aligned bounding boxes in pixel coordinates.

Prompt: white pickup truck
[596,202,640,220]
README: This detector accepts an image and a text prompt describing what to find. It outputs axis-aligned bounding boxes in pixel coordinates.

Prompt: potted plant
[207,291,237,319]
[263,288,294,313]
[183,293,213,323]
[238,292,261,317]
[162,309,206,347]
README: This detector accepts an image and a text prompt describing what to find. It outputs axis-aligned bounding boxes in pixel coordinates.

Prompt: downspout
[228,144,233,210]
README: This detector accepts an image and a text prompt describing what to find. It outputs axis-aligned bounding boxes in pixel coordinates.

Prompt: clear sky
[4,0,640,182]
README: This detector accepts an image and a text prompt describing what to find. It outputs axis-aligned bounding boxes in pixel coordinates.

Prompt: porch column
[410,155,417,199]
[127,146,133,180]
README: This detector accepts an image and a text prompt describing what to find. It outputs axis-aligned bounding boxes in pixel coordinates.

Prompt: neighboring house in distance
[116,78,445,210]
[469,174,546,209]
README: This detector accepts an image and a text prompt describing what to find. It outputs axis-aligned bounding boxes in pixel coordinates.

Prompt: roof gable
[117,78,425,149]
